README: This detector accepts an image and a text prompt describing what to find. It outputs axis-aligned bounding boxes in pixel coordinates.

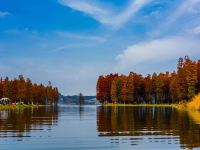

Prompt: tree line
[96,56,200,104]
[0,75,59,105]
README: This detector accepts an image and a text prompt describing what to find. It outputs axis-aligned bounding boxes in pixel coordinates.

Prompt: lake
[0,105,200,150]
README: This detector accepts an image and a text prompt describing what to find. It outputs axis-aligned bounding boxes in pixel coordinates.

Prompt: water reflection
[97,106,200,149]
[0,106,58,138]
[79,106,84,120]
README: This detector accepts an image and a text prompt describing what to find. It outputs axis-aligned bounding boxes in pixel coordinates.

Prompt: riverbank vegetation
[187,93,200,110]
[96,56,200,105]
[103,103,177,107]
[0,104,47,109]
[176,93,200,110]
[0,75,59,105]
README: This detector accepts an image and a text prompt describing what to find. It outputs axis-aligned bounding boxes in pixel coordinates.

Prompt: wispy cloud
[56,31,106,42]
[145,0,200,40]
[167,0,200,26]
[0,11,10,18]
[115,36,200,72]
[58,0,153,29]
[51,43,97,52]
[51,31,107,52]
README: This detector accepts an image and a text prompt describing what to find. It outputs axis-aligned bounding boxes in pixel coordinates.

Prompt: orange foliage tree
[96,56,200,104]
[0,75,59,105]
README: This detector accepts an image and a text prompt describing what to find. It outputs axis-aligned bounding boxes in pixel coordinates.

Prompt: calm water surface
[0,105,200,150]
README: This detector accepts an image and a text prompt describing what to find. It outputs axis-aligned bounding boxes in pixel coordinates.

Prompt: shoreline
[101,94,200,111]
[0,104,51,109]
[102,103,200,112]
[102,103,178,107]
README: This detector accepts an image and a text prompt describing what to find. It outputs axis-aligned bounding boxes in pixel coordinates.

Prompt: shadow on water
[96,106,200,149]
[0,106,58,138]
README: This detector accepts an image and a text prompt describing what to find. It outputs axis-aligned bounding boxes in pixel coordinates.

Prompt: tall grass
[187,93,200,111]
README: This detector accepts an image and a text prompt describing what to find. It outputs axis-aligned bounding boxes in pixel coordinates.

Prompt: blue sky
[0,0,200,95]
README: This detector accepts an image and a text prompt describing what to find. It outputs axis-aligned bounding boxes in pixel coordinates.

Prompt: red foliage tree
[96,56,200,104]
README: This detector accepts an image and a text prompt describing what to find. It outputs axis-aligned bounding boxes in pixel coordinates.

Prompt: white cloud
[115,36,200,72]
[167,0,200,25]
[148,0,200,38]
[190,25,200,35]
[0,58,109,95]
[0,11,9,18]
[58,0,152,29]
[0,29,111,95]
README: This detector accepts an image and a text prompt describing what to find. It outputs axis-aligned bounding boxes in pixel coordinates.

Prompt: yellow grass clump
[187,93,200,111]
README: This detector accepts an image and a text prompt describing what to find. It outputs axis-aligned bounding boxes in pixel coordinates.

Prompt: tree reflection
[0,106,58,138]
[79,106,84,120]
[97,106,200,149]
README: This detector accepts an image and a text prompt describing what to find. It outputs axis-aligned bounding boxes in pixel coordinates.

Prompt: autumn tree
[0,78,3,98]
[169,72,178,103]
[96,76,109,103]
[53,88,59,104]
[177,58,188,101]
[184,57,197,99]
[152,73,157,104]
[156,73,166,104]
[144,74,152,104]
[17,75,26,103]
[25,78,33,104]
[197,60,200,93]
[121,76,128,103]
[0,75,59,105]
[106,74,118,102]
[111,78,118,103]
[96,56,200,104]
[11,79,18,103]
[38,84,46,104]
[127,73,134,103]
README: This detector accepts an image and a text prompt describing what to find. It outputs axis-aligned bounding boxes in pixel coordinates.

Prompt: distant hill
[59,94,100,105]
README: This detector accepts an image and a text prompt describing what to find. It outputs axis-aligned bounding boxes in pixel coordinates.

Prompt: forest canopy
[0,75,59,105]
[96,56,200,104]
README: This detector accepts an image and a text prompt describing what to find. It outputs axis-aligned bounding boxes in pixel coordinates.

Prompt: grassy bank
[103,103,177,107]
[176,93,200,111]
[103,93,200,111]
[0,104,48,109]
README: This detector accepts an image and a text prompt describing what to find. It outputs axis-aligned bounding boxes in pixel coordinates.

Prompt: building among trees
[0,98,11,105]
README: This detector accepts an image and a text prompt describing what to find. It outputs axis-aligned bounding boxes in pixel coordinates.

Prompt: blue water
[0,105,200,150]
